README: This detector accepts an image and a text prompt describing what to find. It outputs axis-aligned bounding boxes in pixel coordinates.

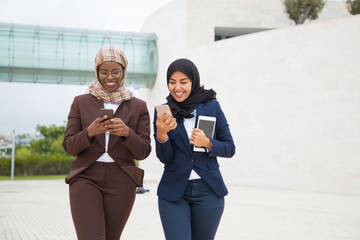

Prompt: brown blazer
[62,93,151,186]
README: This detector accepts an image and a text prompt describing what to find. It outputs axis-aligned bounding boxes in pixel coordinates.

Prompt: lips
[106,82,116,86]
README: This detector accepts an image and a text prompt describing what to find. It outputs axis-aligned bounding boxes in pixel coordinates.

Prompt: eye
[99,71,108,76]
[112,71,121,76]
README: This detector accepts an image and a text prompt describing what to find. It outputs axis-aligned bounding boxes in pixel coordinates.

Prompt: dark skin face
[86,61,130,139]
[97,61,124,93]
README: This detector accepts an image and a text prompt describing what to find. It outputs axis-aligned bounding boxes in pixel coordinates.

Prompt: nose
[174,83,181,90]
[106,74,115,79]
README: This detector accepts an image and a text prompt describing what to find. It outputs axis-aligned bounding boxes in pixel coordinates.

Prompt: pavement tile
[0,179,359,240]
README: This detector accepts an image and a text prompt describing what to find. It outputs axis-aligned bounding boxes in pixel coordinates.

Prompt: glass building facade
[0,23,158,88]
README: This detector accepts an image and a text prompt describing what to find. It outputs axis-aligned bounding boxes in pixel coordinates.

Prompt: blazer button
[189,159,193,163]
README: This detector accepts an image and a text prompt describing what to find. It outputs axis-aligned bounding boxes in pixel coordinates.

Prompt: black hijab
[166,58,216,122]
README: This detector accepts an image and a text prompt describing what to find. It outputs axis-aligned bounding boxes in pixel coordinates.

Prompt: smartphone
[99,108,114,121]
[193,115,216,152]
[155,105,173,120]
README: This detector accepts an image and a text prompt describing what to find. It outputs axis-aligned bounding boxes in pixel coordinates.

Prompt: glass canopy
[0,22,158,88]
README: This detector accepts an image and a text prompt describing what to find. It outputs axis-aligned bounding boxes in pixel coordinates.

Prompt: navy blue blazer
[154,100,235,202]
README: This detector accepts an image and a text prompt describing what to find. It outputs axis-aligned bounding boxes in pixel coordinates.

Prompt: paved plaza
[0,179,359,240]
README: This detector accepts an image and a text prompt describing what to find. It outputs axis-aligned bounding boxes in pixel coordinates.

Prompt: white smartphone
[155,104,173,120]
[193,115,216,152]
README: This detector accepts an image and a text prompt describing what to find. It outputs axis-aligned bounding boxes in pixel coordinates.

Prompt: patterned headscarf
[88,46,134,103]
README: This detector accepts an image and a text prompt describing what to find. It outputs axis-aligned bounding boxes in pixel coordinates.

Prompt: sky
[0,0,173,135]
[0,0,345,135]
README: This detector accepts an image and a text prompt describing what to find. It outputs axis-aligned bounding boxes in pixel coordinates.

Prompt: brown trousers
[69,162,137,240]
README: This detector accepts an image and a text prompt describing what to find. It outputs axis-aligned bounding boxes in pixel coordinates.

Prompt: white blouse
[96,102,120,163]
[183,110,202,180]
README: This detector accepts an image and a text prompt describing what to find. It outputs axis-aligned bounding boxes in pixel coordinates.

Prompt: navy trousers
[158,179,224,240]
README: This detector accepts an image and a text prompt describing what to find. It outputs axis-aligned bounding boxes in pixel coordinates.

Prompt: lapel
[96,100,106,150]
[194,103,209,127]
[174,103,210,157]
[176,121,193,157]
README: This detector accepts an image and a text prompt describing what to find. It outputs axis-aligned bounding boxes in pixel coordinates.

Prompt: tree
[284,0,326,25]
[50,136,67,155]
[29,124,66,155]
[36,124,66,140]
[16,148,31,159]
[1,124,73,176]
[346,0,360,14]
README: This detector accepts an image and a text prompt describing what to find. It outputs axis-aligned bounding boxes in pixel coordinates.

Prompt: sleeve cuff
[156,137,169,143]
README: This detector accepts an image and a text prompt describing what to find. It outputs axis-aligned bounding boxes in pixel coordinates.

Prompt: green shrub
[347,0,360,14]
[0,124,75,177]
[0,157,11,175]
[0,154,74,176]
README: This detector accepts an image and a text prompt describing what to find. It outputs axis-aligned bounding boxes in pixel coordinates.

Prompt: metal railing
[0,23,158,88]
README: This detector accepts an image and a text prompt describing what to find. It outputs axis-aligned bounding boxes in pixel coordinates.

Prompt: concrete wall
[186,0,290,49]
[144,0,350,50]
[184,15,360,196]
[140,0,360,195]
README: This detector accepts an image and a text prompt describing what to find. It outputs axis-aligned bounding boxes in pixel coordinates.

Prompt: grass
[0,175,66,180]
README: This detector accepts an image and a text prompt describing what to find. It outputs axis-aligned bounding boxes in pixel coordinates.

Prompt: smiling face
[168,71,192,102]
[97,61,124,93]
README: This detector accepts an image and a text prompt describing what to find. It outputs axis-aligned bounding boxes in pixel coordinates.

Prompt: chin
[172,95,186,102]
[106,88,115,93]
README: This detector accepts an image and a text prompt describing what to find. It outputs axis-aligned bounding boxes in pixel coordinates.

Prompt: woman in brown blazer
[62,46,151,240]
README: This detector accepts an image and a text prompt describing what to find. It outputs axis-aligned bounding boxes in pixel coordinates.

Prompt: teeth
[107,82,115,86]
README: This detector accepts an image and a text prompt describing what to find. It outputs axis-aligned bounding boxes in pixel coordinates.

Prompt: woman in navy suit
[154,58,235,240]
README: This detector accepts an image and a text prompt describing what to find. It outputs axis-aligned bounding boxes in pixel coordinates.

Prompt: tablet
[193,115,216,152]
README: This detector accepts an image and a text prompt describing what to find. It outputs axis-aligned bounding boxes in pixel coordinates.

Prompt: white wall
[184,15,360,195]
[144,0,350,50]
[141,0,360,195]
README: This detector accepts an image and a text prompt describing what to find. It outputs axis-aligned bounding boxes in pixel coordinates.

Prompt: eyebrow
[98,67,122,71]
[169,77,189,81]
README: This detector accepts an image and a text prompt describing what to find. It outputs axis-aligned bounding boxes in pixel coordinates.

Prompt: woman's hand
[106,118,130,138]
[191,128,212,150]
[87,115,111,139]
[156,114,177,143]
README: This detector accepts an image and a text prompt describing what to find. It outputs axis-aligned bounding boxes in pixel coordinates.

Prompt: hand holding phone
[87,109,114,138]
[155,104,176,142]
[99,108,114,121]
[155,105,173,120]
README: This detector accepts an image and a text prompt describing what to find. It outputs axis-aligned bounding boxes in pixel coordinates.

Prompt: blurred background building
[0,0,359,196]
[0,23,158,87]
